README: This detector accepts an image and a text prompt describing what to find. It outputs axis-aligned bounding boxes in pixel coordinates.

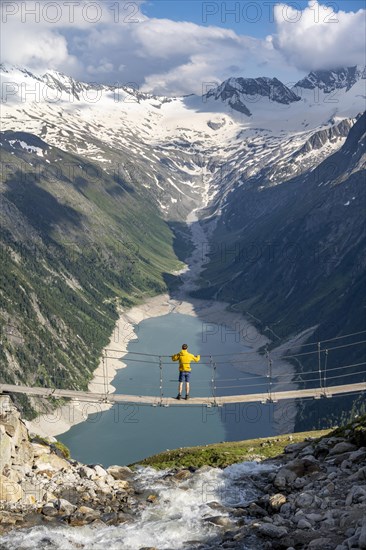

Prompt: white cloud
[1,0,363,95]
[272,0,366,71]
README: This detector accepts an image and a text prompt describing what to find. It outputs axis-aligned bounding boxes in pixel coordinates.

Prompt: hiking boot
[185,394,190,400]
[176,394,181,400]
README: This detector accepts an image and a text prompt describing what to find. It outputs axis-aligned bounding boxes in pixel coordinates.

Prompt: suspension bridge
[1,331,365,408]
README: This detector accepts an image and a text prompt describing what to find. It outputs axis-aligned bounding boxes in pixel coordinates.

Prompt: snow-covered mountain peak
[203,76,301,116]
[294,66,366,93]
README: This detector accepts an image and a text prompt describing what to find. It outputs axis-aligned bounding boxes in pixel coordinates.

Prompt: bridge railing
[0,331,365,404]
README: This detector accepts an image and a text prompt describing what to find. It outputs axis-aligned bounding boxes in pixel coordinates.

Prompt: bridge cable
[317,342,323,395]
[159,356,164,406]
[266,345,274,403]
[104,330,366,359]
[102,350,109,402]
[209,355,216,406]
[323,349,329,392]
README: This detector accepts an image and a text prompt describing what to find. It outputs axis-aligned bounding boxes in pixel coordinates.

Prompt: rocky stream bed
[1,395,366,549]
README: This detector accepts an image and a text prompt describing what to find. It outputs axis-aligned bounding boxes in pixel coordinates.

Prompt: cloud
[272,0,366,71]
[2,0,363,96]
[139,25,287,95]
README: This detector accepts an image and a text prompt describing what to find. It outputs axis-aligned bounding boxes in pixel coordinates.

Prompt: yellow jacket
[171,349,200,372]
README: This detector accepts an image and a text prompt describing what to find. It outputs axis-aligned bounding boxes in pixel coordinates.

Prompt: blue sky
[142,0,366,37]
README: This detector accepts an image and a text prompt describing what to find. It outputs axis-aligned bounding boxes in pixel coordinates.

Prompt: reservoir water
[59,311,278,466]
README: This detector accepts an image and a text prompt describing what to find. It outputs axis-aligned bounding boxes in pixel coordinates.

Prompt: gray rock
[0,428,12,474]
[107,465,133,481]
[322,518,336,528]
[308,538,332,549]
[205,516,232,528]
[359,519,366,549]
[349,448,366,463]
[257,523,288,538]
[247,503,268,517]
[71,506,101,524]
[333,452,352,465]
[329,442,357,455]
[306,513,323,522]
[93,465,108,477]
[295,492,314,509]
[42,504,58,517]
[341,460,352,470]
[345,486,366,506]
[53,498,77,515]
[346,533,362,548]
[78,466,94,479]
[293,477,307,489]
[273,467,297,489]
[356,467,366,480]
[287,457,320,476]
[299,445,315,456]
[297,518,312,529]
[284,441,310,454]
[271,514,286,526]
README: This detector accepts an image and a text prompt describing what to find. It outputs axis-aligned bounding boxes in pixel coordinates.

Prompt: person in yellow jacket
[171,344,200,400]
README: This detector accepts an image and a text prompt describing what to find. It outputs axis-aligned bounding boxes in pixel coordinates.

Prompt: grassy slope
[132,412,366,469]
[132,429,331,469]
[0,136,182,417]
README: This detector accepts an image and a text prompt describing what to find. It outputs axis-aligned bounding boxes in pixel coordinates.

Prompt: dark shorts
[179,371,191,382]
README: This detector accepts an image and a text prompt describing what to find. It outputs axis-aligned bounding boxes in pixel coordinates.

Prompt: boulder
[297,518,312,529]
[107,465,133,481]
[172,469,192,482]
[34,453,70,473]
[329,442,357,455]
[274,467,297,490]
[359,519,366,549]
[42,504,58,517]
[92,465,108,478]
[295,492,314,509]
[12,440,34,465]
[205,516,232,528]
[0,429,12,474]
[287,457,321,476]
[308,538,333,549]
[31,443,51,458]
[284,441,310,454]
[53,498,77,515]
[257,523,288,538]
[113,480,131,491]
[268,493,287,511]
[0,423,15,438]
[73,506,100,522]
[0,475,23,503]
[78,465,95,479]
[345,485,366,506]
[349,448,366,463]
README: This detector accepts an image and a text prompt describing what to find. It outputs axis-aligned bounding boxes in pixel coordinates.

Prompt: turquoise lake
[59,312,278,466]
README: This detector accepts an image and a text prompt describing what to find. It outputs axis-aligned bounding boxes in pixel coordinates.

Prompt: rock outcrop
[1,395,366,550]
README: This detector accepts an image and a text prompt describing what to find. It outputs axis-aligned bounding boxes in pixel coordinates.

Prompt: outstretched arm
[193,354,200,362]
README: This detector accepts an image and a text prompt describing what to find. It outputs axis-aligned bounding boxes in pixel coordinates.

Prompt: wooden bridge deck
[1,381,365,406]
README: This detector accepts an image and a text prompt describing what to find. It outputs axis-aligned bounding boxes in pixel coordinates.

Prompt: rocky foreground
[1,394,366,549]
